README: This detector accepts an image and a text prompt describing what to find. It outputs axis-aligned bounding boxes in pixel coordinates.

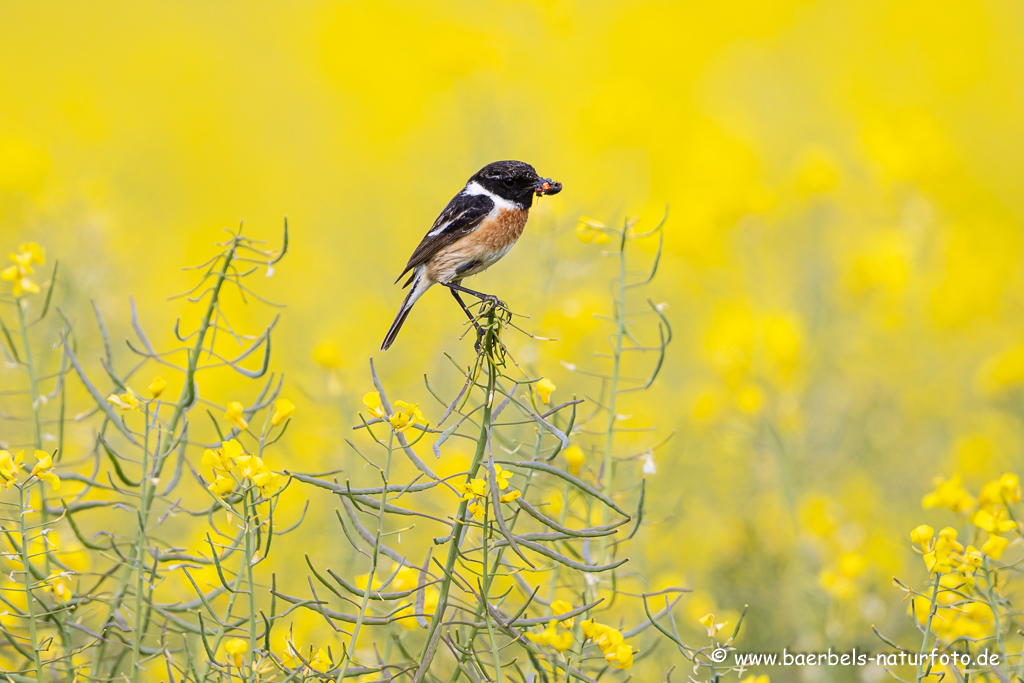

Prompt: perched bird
[381,160,562,351]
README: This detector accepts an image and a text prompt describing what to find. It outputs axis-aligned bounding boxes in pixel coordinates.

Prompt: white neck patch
[464,181,523,211]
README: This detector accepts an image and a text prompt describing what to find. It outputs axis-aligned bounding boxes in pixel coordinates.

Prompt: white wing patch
[464,181,522,211]
[427,219,454,237]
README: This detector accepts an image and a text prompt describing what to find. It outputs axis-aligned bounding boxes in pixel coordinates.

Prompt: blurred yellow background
[4,0,1024,677]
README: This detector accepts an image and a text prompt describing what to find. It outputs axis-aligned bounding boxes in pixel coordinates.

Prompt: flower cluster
[918,472,1020,564]
[0,449,23,489]
[922,473,975,514]
[461,463,520,519]
[107,380,170,410]
[0,449,60,490]
[1,242,45,296]
[362,391,425,433]
[906,471,1023,649]
[581,618,635,669]
[202,439,281,497]
[526,600,576,652]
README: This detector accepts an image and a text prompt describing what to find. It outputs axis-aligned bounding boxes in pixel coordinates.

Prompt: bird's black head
[468,160,562,208]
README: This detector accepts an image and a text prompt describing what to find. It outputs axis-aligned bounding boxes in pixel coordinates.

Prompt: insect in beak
[534,178,563,196]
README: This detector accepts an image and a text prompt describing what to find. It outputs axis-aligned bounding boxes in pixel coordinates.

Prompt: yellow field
[3,2,1024,681]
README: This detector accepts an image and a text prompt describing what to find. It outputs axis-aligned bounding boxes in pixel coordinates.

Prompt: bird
[381,160,562,351]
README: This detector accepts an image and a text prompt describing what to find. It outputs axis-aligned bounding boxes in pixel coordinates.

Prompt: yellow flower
[576,217,611,244]
[1000,472,1022,502]
[462,478,487,500]
[46,572,72,603]
[306,647,331,672]
[698,613,727,637]
[973,508,1018,535]
[741,676,771,683]
[468,500,485,519]
[526,625,573,652]
[312,341,342,369]
[107,387,140,411]
[208,475,235,497]
[604,642,634,670]
[910,524,935,547]
[0,450,23,489]
[251,468,282,494]
[959,545,983,572]
[563,445,584,475]
[499,489,521,503]
[363,391,386,419]
[389,411,413,432]
[224,401,249,431]
[234,454,264,478]
[535,377,556,405]
[0,266,39,296]
[148,376,167,399]
[924,527,964,573]
[390,400,425,433]
[1,242,45,296]
[581,619,630,663]
[283,640,332,672]
[550,599,574,628]
[31,451,60,491]
[12,242,45,267]
[922,474,974,513]
[493,463,513,490]
[594,625,623,652]
[202,439,244,471]
[271,398,295,426]
[236,454,281,494]
[982,533,1009,560]
[979,473,1022,508]
[224,638,247,668]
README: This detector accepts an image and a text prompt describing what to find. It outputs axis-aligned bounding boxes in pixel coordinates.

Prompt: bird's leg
[448,286,487,353]
[448,287,484,328]
[443,282,506,310]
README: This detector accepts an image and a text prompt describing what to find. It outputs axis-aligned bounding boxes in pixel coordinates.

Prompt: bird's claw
[482,295,506,309]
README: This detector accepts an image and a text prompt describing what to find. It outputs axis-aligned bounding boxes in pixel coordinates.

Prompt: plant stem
[480,504,503,683]
[336,429,395,682]
[414,310,498,681]
[18,484,45,683]
[915,572,941,682]
[131,405,152,683]
[245,490,258,683]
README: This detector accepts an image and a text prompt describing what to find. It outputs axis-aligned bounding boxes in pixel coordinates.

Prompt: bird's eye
[503,178,515,187]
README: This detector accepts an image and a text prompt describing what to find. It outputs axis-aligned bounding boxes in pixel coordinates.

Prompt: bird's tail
[381,270,430,351]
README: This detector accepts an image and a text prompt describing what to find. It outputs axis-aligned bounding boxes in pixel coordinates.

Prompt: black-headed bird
[381,160,562,351]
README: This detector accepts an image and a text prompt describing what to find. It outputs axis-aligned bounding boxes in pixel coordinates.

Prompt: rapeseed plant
[0,220,734,682]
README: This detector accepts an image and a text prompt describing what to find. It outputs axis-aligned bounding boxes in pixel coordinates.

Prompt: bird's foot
[481,294,507,310]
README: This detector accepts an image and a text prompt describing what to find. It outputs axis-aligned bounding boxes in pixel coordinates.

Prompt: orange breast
[426,207,529,283]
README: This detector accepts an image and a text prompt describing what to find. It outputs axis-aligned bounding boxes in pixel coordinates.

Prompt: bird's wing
[395,192,495,284]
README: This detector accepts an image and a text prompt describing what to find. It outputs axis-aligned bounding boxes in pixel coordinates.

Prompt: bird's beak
[534,177,563,196]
